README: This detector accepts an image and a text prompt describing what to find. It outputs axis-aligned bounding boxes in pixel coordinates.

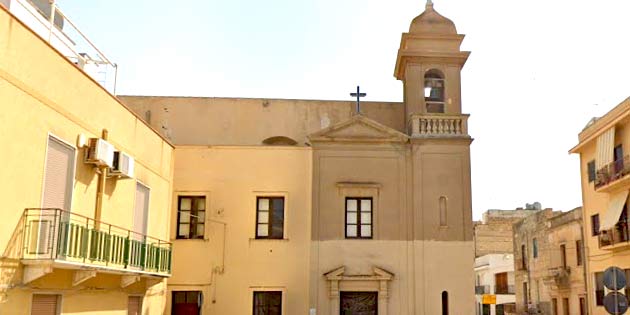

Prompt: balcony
[598,224,630,249]
[495,285,515,295]
[475,285,490,294]
[595,155,630,192]
[409,113,470,139]
[547,266,571,287]
[21,208,171,280]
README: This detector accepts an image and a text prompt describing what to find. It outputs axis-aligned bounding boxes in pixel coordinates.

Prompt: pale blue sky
[57,0,630,219]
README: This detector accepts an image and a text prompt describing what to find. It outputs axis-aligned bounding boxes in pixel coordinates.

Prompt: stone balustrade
[409,113,470,138]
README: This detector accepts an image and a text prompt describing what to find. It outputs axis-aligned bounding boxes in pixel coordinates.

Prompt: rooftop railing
[7,0,118,93]
[22,208,171,276]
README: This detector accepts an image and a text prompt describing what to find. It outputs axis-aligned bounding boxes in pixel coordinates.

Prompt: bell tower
[394,0,470,129]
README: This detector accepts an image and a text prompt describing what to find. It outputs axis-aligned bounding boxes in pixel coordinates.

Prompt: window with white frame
[345,197,372,239]
[256,197,284,239]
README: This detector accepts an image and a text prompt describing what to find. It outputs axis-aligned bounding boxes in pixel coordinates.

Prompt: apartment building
[570,97,630,315]
[121,1,476,314]
[473,206,543,315]
[513,208,586,315]
[0,2,173,314]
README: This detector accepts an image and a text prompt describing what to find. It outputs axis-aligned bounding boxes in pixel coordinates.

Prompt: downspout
[579,218,589,314]
[94,129,108,229]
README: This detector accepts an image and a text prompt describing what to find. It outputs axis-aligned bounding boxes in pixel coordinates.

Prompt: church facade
[121,2,475,314]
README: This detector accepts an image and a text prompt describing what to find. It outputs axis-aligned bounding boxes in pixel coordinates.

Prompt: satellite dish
[604,267,627,291]
[603,292,629,315]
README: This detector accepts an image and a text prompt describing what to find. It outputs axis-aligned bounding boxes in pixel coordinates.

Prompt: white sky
[58,0,630,219]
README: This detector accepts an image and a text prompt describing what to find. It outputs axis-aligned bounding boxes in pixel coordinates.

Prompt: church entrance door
[340,292,378,315]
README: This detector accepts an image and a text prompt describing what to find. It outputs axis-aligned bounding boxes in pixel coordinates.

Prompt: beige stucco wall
[0,5,173,314]
[119,96,405,146]
[167,146,312,315]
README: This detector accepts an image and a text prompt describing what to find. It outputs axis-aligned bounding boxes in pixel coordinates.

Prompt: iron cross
[350,86,366,114]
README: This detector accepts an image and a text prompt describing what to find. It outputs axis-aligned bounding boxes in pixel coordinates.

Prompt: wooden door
[340,292,377,315]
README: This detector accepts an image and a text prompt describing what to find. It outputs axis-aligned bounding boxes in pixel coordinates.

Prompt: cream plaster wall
[168,146,312,315]
[0,6,173,314]
[119,96,405,146]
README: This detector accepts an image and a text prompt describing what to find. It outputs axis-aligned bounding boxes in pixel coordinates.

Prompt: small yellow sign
[482,294,497,305]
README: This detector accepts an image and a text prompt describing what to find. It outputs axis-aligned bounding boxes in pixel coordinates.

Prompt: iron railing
[599,224,630,248]
[475,285,490,294]
[495,285,515,294]
[595,155,630,189]
[22,208,171,275]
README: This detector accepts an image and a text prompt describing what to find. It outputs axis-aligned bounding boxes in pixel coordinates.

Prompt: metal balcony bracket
[23,264,53,284]
[72,270,97,287]
[121,275,141,288]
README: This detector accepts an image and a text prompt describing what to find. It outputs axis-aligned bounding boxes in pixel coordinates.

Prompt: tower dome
[409,1,457,35]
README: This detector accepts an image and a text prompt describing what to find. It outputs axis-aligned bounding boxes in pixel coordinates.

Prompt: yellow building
[121,1,475,314]
[0,2,173,314]
[570,97,630,315]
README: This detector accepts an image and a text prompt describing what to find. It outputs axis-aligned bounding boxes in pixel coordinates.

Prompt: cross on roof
[350,86,366,114]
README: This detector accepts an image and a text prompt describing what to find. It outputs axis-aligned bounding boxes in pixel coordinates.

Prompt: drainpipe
[94,129,108,229]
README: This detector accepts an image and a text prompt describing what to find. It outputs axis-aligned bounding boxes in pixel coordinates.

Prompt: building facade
[570,97,630,315]
[473,207,542,315]
[0,3,173,315]
[512,208,585,315]
[121,2,475,314]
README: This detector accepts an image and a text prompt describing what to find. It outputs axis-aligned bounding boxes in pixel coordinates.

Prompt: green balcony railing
[21,208,171,275]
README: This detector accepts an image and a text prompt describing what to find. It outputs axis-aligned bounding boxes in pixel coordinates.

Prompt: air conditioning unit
[84,138,115,167]
[109,151,135,178]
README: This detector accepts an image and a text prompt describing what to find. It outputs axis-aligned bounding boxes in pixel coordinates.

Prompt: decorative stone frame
[324,266,393,315]
[336,182,381,239]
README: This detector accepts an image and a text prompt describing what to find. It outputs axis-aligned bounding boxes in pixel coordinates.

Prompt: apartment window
[345,197,372,239]
[579,297,586,315]
[523,282,528,306]
[587,160,596,182]
[552,298,558,315]
[43,135,75,210]
[595,272,604,306]
[576,240,583,266]
[495,272,508,294]
[31,294,61,315]
[496,304,504,315]
[560,244,567,268]
[177,196,205,239]
[172,291,201,315]
[591,214,600,236]
[563,298,569,315]
[521,244,527,270]
[253,291,282,315]
[133,182,150,240]
[532,238,538,258]
[256,197,284,239]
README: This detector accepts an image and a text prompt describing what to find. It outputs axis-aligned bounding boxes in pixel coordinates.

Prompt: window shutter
[128,296,142,315]
[31,294,59,315]
[596,127,615,169]
[133,183,150,240]
[42,136,75,210]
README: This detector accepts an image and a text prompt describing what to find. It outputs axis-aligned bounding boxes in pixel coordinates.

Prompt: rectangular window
[345,197,373,239]
[560,244,567,268]
[587,160,596,182]
[576,240,583,266]
[172,291,201,315]
[579,297,586,315]
[253,291,282,315]
[177,196,206,239]
[532,238,538,258]
[43,135,75,210]
[495,272,508,294]
[31,294,60,315]
[563,298,569,315]
[256,197,284,239]
[521,244,527,270]
[133,182,150,240]
[496,304,504,315]
[552,298,558,315]
[591,214,600,236]
[595,272,604,306]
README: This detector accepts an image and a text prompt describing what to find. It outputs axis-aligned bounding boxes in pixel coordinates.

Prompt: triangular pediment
[308,115,409,144]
